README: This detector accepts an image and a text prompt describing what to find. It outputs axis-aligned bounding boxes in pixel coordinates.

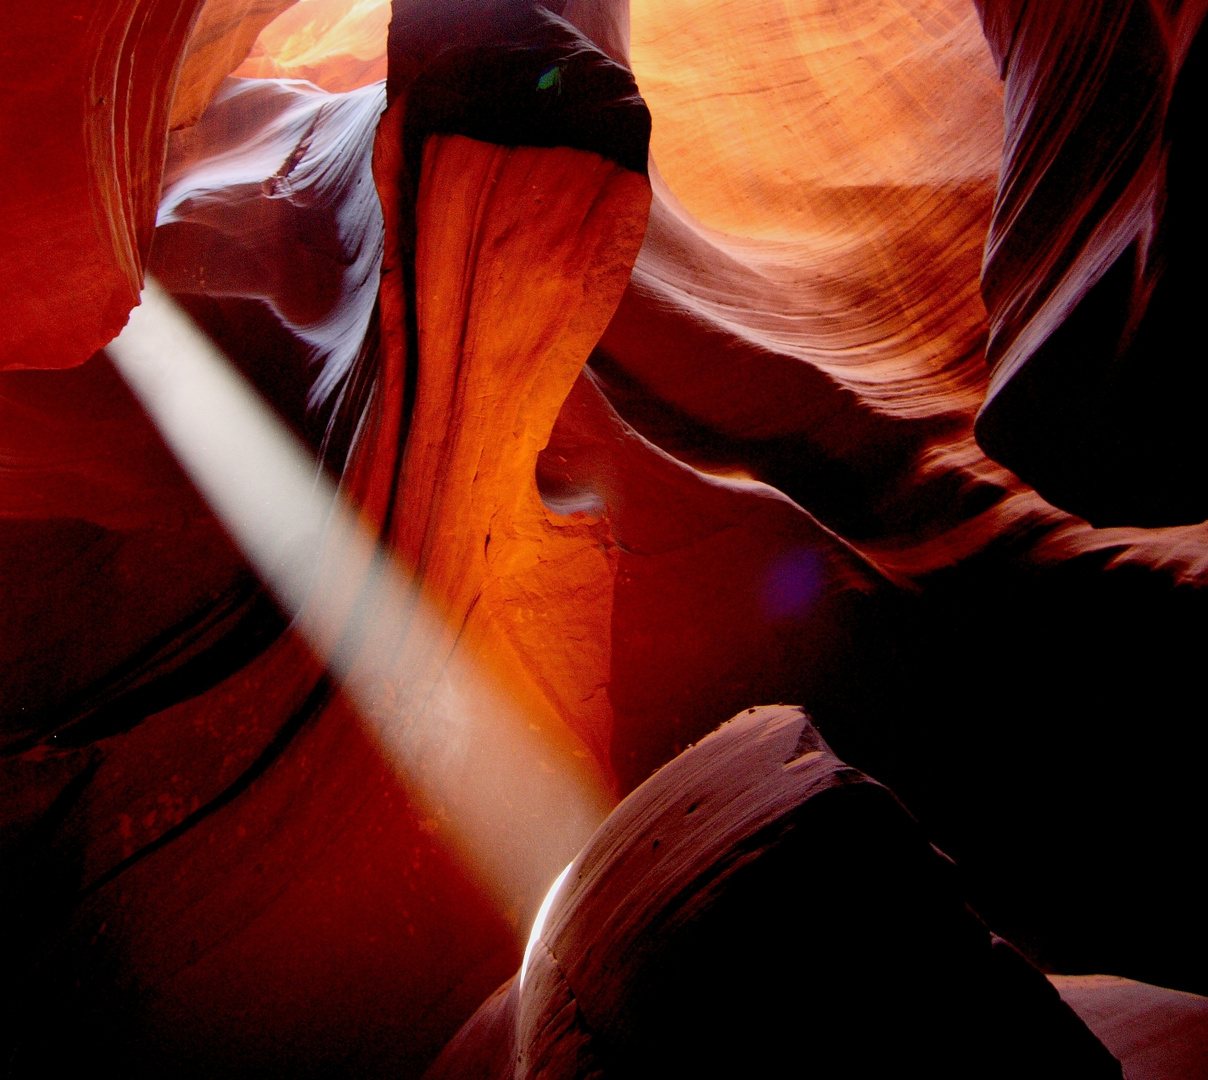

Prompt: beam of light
[107,276,613,931]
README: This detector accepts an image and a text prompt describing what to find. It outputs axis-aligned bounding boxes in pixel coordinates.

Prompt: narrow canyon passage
[2,0,1206,1076]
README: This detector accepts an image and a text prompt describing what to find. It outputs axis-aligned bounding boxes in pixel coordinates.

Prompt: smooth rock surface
[1053,975,1208,1080]
[429,706,1124,1079]
[170,0,298,128]
[1,0,207,370]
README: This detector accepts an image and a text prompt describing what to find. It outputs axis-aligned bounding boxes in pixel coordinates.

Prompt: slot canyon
[2,0,1206,1076]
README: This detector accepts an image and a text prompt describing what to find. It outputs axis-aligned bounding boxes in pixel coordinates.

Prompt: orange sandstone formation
[233,0,390,92]
[616,0,1002,542]
[170,0,299,128]
[617,0,1208,573]
[557,1,1208,1001]
[3,11,664,1076]
[3,0,1208,1076]
[361,6,889,793]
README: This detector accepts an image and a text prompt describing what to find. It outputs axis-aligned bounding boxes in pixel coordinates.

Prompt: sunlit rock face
[3,0,1208,1076]
[596,0,1208,1001]
[3,7,656,1077]
[170,0,299,128]
[616,0,1002,542]
[972,0,1208,527]
[233,0,390,91]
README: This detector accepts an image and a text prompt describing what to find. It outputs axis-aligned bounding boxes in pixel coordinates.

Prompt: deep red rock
[0,0,300,372]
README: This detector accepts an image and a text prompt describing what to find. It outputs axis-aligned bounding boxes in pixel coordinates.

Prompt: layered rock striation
[973,0,1208,526]
[3,0,1208,1076]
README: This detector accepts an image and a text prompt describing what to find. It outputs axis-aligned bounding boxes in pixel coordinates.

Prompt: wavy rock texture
[0,63,464,1080]
[973,0,1208,527]
[3,11,659,1078]
[591,0,1208,1002]
[0,0,206,371]
[3,0,1208,1076]
[154,74,386,434]
[0,0,309,372]
[233,0,390,91]
[621,0,1208,575]
[618,0,1001,536]
[170,0,298,128]
[0,70,386,751]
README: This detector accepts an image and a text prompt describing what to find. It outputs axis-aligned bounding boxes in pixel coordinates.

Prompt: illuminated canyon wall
[1,0,1206,1075]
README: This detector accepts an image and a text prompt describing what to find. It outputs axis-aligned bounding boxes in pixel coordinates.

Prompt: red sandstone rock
[1,15,659,1076]
[1,0,206,371]
[3,2,1208,1075]
[539,366,886,791]
[0,353,275,739]
[0,0,305,373]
